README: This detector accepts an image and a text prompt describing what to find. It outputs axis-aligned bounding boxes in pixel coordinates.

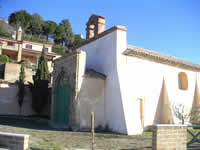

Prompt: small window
[178,72,188,90]
[25,44,32,49]
[7,42,14,46]
[45,48,48,52]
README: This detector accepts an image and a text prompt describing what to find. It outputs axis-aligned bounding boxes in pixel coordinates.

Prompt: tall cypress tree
[31,46,50,114]
[33,46,50,81]
[18,63,25,115]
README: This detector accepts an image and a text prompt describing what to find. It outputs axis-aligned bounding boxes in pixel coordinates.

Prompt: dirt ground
[0,117,152,150]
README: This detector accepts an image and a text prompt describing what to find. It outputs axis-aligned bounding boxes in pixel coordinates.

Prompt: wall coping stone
[0,132,30,138]
[153,124,187,127]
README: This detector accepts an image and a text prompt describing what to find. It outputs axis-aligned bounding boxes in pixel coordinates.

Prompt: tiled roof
[124,45,200,71]
[73,26,126,50]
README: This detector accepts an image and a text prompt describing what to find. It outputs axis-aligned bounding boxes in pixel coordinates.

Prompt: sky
[0,0,200,63]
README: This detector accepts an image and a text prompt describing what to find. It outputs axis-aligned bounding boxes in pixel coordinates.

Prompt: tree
[28,13,44,36]
[29,46,50,114]
[172,102,190,124]
[42,20,57,42]
[59,19,74,47]
[72,34,85,47]
[17,63,25,115]
[54,25,65,45]
[8,10,32,33]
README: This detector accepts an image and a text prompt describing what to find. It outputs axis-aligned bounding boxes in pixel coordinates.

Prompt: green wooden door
[56,82,71,124]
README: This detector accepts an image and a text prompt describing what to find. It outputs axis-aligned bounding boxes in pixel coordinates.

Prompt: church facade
[51,15,200,135]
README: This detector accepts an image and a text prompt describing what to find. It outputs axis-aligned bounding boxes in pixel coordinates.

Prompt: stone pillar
[152,124,187,150]
[17,43,22,62]
[0,42,2,55]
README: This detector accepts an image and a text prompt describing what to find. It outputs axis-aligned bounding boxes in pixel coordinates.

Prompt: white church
[51,14,200,135]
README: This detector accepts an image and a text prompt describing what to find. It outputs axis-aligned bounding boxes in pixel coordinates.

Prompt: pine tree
[18,63,25,114]
[31,45,50,114]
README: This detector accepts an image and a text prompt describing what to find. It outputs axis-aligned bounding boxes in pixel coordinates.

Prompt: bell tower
[17,26,22,41]
[86,14,106,40]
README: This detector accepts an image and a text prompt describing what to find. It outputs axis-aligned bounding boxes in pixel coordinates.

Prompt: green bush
[0,55,9,63]
[23,34,52,44]
[52,44,67,56]
[0,31,12,38]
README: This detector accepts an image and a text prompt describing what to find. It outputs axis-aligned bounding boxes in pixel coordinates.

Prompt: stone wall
[0,132,29,150]
[152,124,187,150]
[4,63,35,83]
[51,50,86,128]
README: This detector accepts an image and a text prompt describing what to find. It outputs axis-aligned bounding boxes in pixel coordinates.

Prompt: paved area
[0,117,152,150]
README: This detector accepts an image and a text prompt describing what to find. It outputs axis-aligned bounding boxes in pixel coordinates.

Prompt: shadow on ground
[0,116,56,131]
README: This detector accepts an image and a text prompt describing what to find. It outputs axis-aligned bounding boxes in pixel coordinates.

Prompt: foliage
[0,20,14,38]
[23,34,52,44]
[172,102,190,124]
[54,25,65,45]
[0,55,9,63]
[0,20,14,35]
[8,10,32,33]
[72,34,85,47]
[29,46,50,114]
[33,47,50,81]
[17,62,25,114]
[54,19,74,47]
[60,19,74,47]
[190,106,200,125]
[28,13,44,36]
[52,44,66,56]
[0,31,12,38]
[42,21,57,42]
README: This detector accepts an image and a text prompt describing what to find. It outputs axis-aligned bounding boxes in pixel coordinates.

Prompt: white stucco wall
[77,76,105,129]
[79,27,127,134]
[79,26,200,135]
[22,42,52,52]
[122,56,199,127]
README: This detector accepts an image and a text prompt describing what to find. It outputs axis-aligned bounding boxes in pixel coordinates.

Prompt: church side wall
[79,30,128,134]
[119,54,199,133]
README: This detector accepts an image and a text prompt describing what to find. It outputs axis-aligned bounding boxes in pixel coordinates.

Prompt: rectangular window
[45,48,48,52]
[7,42,14,46]
[25,44,32,49]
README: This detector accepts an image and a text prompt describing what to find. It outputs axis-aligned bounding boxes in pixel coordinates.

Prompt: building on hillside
[0,27,59,72]
[51,14,200,135]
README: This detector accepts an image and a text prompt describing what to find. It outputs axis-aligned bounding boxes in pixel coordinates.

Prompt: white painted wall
[79,26,200,135]
[79,28,127,134]
[22,42,52,52]
[124,56,198,125]
[77,76,105,129]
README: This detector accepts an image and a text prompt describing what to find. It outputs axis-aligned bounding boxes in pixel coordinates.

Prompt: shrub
[0,31,12,38]
[23,34,52,44]
[52,44,67,56]
[0,55,9,63]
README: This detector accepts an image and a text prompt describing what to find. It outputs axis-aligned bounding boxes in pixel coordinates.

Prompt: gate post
[152,124,187,150]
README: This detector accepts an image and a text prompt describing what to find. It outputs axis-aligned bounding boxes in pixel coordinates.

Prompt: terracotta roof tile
[124,45,200,71]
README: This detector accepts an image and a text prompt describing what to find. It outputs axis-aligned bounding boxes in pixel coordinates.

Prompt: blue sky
[0,0,200,63]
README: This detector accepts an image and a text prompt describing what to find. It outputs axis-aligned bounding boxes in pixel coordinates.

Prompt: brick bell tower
[86,14,106,40]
